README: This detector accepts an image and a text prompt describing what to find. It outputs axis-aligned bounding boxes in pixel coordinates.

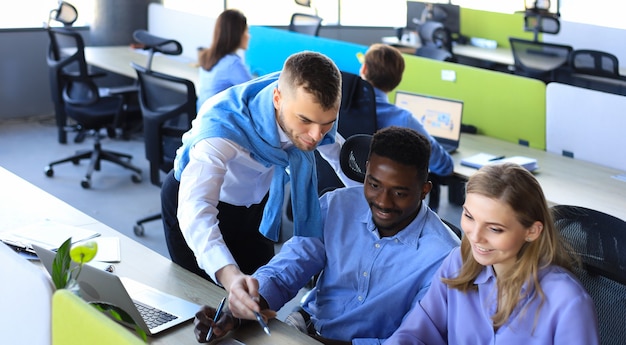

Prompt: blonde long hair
[443,163,576,328]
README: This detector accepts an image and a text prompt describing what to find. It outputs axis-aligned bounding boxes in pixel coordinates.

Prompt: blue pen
[206,297,226,341]
[254,310,271,336]
[488,155,505,161]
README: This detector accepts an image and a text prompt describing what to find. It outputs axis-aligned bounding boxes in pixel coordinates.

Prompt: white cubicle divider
[147,3,217,61]
[0,243,53,345]
[545,21,626,67]
[546,82,626,172]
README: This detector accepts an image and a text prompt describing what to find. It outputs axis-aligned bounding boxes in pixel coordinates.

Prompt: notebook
[34,244,200,336]
[394,91,464,153]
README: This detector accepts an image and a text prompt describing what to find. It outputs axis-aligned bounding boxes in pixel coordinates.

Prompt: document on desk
[0,219,100,254]
[461,153,538,172]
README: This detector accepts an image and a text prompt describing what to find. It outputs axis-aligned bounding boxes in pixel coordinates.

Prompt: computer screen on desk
[394,91,464,153]
[406,1,461,36]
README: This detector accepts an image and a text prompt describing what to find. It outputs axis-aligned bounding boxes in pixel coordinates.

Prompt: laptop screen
[394,91,464,144]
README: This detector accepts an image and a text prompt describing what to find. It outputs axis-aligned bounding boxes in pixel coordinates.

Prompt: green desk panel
[394,55,546,150]
[460,9,536,49]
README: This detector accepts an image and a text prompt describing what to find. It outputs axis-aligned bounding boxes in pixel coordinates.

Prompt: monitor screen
[394,91,463,142]
[406,1,461,35]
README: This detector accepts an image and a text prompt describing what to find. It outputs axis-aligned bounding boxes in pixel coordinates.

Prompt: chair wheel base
[44,166,54,177]
[81,178,90,189]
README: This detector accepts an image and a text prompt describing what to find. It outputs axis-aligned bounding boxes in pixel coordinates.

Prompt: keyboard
[134,301,178,329]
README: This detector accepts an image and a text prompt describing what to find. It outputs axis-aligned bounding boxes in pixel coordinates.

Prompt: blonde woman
[384,163,599,345]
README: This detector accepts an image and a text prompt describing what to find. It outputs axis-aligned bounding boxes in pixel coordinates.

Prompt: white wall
[147,3,216,61]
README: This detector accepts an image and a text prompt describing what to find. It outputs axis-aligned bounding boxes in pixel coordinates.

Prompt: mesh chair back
[570,49,620,78]
[132,63,195,186]
[288,13,323,36]
[509,38,573,80]
[552,205,626,345]
[339,134,372,183]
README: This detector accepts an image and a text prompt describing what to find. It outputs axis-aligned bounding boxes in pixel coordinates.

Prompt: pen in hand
[254,310,271,336]
[206,297,226,341]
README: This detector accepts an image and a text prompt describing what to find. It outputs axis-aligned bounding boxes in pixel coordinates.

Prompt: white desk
[451,44,514,66]
[453,134,626,221]
[0,166,321,345]
[82,46,199,90]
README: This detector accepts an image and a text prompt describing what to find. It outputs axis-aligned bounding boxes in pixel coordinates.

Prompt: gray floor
[0,114,463,319]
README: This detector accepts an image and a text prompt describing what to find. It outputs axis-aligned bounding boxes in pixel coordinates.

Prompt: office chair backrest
[47,27,92,142]
[132,30,183,71]
[339,134,372,184]
[288,13,323,36]
[509,37,573,81]
[337,71,378,139]
[552,205,626,345]
[569,49,620,78]
[314,72,377,194]
[132,62,195,186]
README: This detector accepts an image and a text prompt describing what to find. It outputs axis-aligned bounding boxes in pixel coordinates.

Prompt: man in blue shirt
[194,126,461,345]
[360,43,456,212]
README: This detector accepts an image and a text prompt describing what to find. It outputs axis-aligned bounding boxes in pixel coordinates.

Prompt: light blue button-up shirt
[254,186,460,345]
[374,88,453,176]
[197,53,251,111]
[384,247,600,345]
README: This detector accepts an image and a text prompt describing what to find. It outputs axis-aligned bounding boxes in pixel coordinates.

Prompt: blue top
[374,88,453,176]
[197,53,252,111]
[384,247,600,345]
[254,186,460,345]
[174,72,337,241]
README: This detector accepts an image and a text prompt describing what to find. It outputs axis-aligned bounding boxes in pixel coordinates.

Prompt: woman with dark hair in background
[197,9,252,110]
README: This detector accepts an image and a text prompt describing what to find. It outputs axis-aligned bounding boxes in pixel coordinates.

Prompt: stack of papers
[0,220,100,254]
[461,153,538,172]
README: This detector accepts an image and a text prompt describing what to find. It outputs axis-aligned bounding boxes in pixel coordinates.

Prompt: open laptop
[34,244,200,336]
[394,91,464,153]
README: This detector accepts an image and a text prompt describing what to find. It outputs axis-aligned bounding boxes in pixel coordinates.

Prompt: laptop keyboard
[134,301,178,329]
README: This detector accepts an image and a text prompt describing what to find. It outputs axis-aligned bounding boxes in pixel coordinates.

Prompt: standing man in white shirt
[161,51,344,294]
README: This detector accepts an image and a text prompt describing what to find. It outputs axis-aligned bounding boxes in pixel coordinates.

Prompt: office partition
[395,55,547,149]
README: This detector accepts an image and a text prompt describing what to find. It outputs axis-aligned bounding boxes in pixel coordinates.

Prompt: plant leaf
[51,238,72,289]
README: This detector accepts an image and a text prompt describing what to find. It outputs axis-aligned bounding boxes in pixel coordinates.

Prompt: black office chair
[569,49,620,78]
[131,30,196,236]
[315,71,377,195]
[44,28,142,189]
[415,21,455,62]
[509,37,573,82]
[46,27,102,144]
[288,13,323,36]
[552,205,626,345]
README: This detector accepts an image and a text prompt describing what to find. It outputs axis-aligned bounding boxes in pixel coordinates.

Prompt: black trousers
[161,170,275,282]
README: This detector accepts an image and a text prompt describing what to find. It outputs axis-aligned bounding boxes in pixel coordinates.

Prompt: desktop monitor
[406,1,461,37]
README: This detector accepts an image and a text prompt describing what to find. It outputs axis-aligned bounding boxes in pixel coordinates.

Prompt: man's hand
[227,275,265,319]
[193,305,238,343]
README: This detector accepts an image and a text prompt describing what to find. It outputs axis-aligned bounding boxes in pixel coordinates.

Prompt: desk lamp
[47,1,78,28]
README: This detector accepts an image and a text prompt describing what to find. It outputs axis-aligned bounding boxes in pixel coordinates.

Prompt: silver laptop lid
[33,243,199,335]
